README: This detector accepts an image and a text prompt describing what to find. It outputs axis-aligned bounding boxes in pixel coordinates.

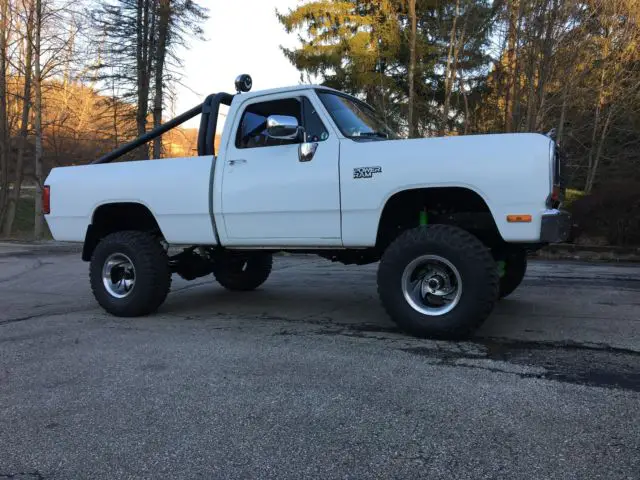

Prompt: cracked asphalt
[1,252,639,479]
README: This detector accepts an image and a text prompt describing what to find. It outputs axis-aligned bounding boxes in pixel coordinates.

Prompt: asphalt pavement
[0,251,639,479]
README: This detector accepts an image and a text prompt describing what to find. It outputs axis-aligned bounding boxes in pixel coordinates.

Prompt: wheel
[213,253,273,291]
[377,225,499,339]
[89,231,171,317]
[497,248,527,299]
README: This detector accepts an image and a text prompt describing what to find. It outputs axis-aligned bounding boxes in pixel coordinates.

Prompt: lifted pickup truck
[44,75,571,339]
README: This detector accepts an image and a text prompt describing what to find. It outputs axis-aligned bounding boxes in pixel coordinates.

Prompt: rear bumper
[540,209,572,243]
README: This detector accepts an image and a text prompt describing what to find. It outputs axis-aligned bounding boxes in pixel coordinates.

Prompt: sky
[174,0,306,127]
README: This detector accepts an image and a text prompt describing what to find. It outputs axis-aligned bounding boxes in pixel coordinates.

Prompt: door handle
[228,159,247,166]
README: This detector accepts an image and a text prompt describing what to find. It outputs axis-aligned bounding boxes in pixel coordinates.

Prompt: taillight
[547,144,565,208]
[547,183,564,209]
[42,186,50,214]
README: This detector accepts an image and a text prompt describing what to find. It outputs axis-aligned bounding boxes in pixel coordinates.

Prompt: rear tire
[498,249,528,299]
[89,231,171,317]
[377,225,499,339]
[213,253,273,291]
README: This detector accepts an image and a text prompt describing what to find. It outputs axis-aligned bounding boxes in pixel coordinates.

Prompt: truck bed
[45,155,219,245]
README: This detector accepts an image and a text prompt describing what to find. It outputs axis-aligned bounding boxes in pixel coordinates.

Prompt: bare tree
[440,0,465,136]
[2,0,34,236]
[33,0,44,238]
[407,0,417,138]
[0,0,11,225]
[582,0,640,192]
[152,0,169,159]
[503,0,519,132]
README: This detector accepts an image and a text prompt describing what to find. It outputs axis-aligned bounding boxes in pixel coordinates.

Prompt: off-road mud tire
[213,253,273,291]
[89,231,171,317]
[377,225,499,339]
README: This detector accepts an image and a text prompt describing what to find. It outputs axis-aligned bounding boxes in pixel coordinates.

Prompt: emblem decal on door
[353,166,382,179]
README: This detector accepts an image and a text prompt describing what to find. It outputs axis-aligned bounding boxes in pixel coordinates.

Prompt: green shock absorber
[497,260,506,278]
[419,209,429,226]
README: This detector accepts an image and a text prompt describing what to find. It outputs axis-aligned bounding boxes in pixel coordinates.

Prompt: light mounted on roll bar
[235,74,252,93]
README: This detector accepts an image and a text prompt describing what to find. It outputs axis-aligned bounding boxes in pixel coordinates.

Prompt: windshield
[316,91,398,140]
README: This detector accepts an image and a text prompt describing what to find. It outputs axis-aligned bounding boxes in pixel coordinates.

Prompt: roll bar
[198,92,234,157]
[92,92,235,164]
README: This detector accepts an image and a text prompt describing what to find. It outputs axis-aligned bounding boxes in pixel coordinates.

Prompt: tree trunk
[152,0,170,159]
[504,0,519,133]
[524,57,537,131]
[111,78,119,148]
[556,81,568,145]
[0,0,10,226]
[407,0,417,138]
[510,3,524,133]
[585,65,606,192]
[146,0,157,102]
[524,0,547,132]
[440,0,460,136]
[136,0,143,134]
[534,0,557,132]
[2,1,34,236]
[135,0,150,159]
[459,75,470,134]
[585,107,613,194]
[33,0,44,239]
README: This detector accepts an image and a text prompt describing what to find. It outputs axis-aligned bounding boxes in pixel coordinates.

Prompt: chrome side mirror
[266,115,300,140]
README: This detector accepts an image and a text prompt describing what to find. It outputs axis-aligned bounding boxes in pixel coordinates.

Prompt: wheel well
[376,187,503,251]
[82,203,162,261]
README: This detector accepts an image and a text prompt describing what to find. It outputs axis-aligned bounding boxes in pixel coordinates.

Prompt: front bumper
[540,209,572,243]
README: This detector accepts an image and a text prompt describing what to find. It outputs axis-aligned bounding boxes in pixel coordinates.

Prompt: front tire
[89,231,171,317]
[213,253,273,291]
[377,225,499,339]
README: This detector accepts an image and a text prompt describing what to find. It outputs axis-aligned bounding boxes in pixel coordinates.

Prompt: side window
[236,98,302,149]
[302,97,329,143]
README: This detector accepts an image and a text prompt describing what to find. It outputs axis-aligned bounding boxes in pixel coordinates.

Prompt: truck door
[220,92,341,246]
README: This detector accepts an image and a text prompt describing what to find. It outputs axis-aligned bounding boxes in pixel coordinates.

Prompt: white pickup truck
[44,75,570,339]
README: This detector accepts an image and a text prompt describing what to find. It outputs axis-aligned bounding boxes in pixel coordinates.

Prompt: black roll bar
[92,91,235,164]
[198,92,234,157]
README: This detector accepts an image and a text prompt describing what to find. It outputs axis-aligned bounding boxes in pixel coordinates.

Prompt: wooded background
[1,0,639,244]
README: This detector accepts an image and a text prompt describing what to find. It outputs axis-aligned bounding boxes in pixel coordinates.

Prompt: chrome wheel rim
[102,253,136,299]
[401,255,462,316]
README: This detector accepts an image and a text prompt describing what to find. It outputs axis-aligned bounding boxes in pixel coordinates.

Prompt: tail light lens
[42,186,50,214]
[547,145,565,208]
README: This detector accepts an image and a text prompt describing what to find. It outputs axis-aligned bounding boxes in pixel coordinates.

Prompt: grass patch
[1,196,51,240]
[565,188,585,208]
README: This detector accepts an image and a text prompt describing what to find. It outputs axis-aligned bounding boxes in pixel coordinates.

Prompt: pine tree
[277,0,495,136]
[277,1,405,129]
[91,0,208,159]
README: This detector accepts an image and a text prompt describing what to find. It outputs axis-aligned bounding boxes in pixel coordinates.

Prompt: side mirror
[266,115,300,140]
